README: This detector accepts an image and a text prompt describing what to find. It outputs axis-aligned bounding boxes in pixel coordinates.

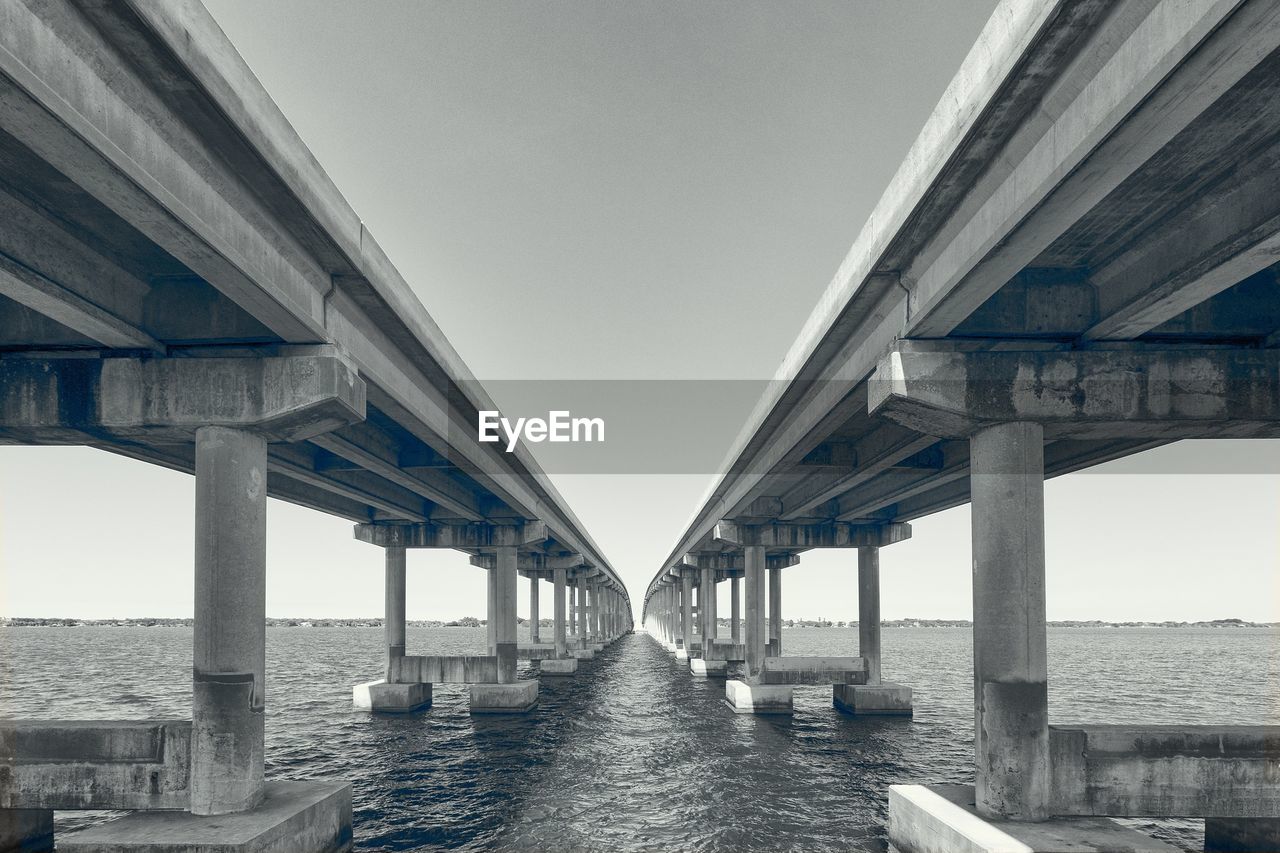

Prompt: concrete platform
[538,658,578,676]
[351,680,431,713]
[570,649,595,661]
[58,780,352,853]
[724,679,793,715]
[469,680,539,714]
[833,682,912,716]
[887,784,1179,853]
[689,658,727,677]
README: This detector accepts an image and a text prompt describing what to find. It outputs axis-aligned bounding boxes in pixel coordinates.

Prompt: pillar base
[58,780,352,853]
[1,808,53,852]
[469,680,539,714]
[887,784,1178,853]
[690,659,727,678]
[724,679,793,715]
[351,680,431,713]
[833,682,912,716]
[674,649,688,661]
[1205,817,1280,852]
[570,649,594,661]
[538,658,578,677]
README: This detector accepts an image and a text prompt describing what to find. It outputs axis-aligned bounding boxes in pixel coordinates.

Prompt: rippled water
[1,626,1276,851]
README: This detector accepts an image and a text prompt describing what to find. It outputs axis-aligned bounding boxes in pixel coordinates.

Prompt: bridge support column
[834,545,911,716]
[692,565,722,677]
[971,421,1049,821]
[486,564,498,654]
[731,576,740,643]
[744,545,766,675]
[678,574,693,660]
[541,566,577,676]
[353,545,431,713]
[192,426,266,816]
[471,545,539,713]
[529,575,540,644]
[767,565,782,657]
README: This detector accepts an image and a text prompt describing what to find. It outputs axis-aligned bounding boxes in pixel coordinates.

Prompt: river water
[1,625,1276,851]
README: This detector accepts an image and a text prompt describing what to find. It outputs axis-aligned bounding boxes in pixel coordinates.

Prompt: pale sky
[1,2,1276,622]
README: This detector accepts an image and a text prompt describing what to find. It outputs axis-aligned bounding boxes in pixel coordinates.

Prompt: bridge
[0,0,629,850]
[641,0,1280,851]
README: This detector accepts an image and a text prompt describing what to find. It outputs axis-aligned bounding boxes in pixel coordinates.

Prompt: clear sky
[1,2,1276,622]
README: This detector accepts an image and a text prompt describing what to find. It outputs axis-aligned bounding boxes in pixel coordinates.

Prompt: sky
[1,1,1277,623]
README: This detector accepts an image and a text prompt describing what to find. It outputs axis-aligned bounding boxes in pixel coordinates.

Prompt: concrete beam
[712,520,911,550]
[758,656,867,686]
[0,352,365,442]
[354,520,547,550]
[0,720,191,810]
[388,655,499,684]
[870,343,1280,440]
[1049,725,1280,818]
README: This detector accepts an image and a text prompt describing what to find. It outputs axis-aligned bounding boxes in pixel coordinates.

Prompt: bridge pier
[767,565,782,657]
[529,574,540,644]
[833,545,912,716]
[352,546,431,713]
[730,576,741,643]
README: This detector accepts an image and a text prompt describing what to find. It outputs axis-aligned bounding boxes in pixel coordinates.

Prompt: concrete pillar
[494,545,517,683]
[191,426,266,816]
[768,565,782,656]
[858,546,881,685]
[384,546,406,680]
[731,576,741,643]
[486,564,497,654]
[680,573,693,650]
[971,421,1049,821]
[529,575,540,644]
[744,544,766,675]
[700,566,716,647]
[553,567,567,657]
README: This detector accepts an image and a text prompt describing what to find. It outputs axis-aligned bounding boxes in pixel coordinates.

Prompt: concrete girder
[870,342,1280,440]
[711,520,912,550]
[0,351,365,443]
[354,520,547,551]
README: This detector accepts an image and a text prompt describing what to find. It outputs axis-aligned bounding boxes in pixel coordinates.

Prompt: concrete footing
[538,658,578,677]
[724,679,793,715]
[674,649,688,661]
[351,680,431,713]
[689,659,727,678]
[469,680,539,714]
[58,780,352,853]
[1,808,53,852]
[1205,817,1280,852]
[570,649,595,661]
[887,784,1179,853]
[833,682,912,716]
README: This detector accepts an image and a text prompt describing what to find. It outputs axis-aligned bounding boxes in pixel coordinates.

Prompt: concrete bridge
[0,1,629,850]
[642,0,1280,851]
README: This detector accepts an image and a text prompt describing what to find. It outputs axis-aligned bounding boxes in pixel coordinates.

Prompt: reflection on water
[1,626,1275,851]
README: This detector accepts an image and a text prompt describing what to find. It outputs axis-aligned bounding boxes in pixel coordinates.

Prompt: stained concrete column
[529,575,540,644]
[486,565,497,654]
[971,421,1049,821]
[731,576,741,643]
[192,426,266,816]
[553,567,567,657]
[569,580,578,639]
[744,544,766,675]
[700,566,717,648]
[384,546,407,680]
[680,573,693,650]
[858,546,881,684]
[494,545,518,683]
[768,565,782,657]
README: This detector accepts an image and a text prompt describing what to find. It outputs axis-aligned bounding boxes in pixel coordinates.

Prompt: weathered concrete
[516,644,560,661]
[492,546,518,683]
[57,780,352,853]
[388,655,497,684]
[724,679,793,715]
[538,658,578,677]
[351,681,430,714]
[833,683,913,716]
[192,426,266,817]
[970,421,1049,821]
[744,545,766,675]
[1,720,192,811]
[469,680,539,715]
[689,658,727,678]
[706,640,746,662]
[730,576,740,643]
[553,567,568,659]
[570,649,595,661]
[758,656,867,686]
[1048,725,1280,818]
[888,784,1179,853]
[528,575,540,644]
[383,546,406,679]
[858,546,881,684]
[0,808,52,852]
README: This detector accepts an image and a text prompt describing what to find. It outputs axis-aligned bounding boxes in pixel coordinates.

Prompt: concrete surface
[833,683,913,716]
[351,681,431,713]
[469,680,539,714]
[724,680,793,715]
[689,659,727,678]
[538,659,578,677]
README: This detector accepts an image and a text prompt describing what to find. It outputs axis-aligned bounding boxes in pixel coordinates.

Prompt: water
[1,625,1276,851]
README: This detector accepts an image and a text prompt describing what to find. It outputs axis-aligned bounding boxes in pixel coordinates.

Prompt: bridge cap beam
[869,342,1280,440]
[0,350,365,443]
[354,520,548,550]
[679,552,800,575]
[712,520,910,550]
